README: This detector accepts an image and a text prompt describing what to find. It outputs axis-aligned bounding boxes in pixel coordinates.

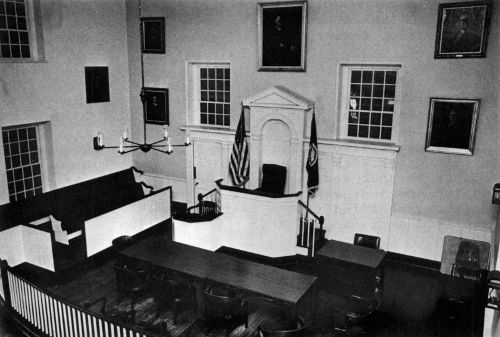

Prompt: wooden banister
[297,200,324,227]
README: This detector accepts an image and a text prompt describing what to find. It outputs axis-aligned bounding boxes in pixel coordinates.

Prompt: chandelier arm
[120,147,142,155]
[123,138,142,146]
[151,147,172,155]
[149,138,166,146]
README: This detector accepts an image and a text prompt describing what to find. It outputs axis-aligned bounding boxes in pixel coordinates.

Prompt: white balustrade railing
[3,268,155,337]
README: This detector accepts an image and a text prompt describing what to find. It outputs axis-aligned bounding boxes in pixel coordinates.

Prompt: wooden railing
[297,200,325,257]
[174,188,221,222]
[0,260,163,337]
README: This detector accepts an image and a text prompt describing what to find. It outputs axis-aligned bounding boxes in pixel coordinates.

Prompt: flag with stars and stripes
[229,107,249,185]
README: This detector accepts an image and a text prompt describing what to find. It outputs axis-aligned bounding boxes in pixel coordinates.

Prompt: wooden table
[317,240,386,296]
[121,236,318,321]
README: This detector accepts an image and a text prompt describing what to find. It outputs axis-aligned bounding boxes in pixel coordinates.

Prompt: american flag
[229,107,249,185]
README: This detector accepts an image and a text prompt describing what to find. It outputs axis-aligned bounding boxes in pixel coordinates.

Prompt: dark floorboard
[1,228,486,337]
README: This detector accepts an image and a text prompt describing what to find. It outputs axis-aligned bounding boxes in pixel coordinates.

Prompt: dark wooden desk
[121,237,317,320]
[317,240,386,296]
[317,240,386,268]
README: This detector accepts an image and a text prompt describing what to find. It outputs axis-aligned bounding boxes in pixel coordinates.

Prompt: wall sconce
[492,183,500,204]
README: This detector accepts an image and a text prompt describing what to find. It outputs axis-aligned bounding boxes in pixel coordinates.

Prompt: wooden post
[0,260,11,308]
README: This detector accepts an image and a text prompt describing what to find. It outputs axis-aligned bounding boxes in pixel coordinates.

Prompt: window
[187,62,231,127]
[0,0,44,61]
[2,124,43,201]
[340,65,401,143]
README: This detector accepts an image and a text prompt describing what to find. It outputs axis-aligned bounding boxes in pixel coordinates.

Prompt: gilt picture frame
[141,17,165,54]
[144,87,169,125]
[258,1,307,72]
[425,98,480,156]
[434,1,492,59]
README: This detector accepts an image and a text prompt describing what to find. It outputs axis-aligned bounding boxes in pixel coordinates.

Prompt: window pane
[381,127,392,140]
[200,113,207,124]
[347,124,358,137]
[360,98,370,110]
[10,43,19,57]
[200,68,207,79]
[358,125,368,138]
[0,30,8,43]
[372,99,382,111]
[373,85,383,97]
[200,79,207,90]
[370,126,380,139]
[351,71,361,83]
[348,111,358,124]
[362,71,372,83]
[385,85,395,98]
[350,84,360,97]
[216,68,223,79]
[386,71,397,84]
[383,99,394,112]
[1,43,11,57]
[359,112,370,125]
[374,71,384,84]
[361,85,371,97]
[208,68,215,78]
[382,114,393,126]
[371,113,381,125]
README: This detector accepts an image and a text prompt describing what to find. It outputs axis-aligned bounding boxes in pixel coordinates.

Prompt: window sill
[319,138,400,152]
[181,125,233,135]
[0,59,47,64]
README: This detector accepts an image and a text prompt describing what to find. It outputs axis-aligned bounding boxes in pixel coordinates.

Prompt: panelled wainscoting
[151,126,496,263]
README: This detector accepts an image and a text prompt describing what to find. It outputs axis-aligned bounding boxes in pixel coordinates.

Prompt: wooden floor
[2,225,485,337]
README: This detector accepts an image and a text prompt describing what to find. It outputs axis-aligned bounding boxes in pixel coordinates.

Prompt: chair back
[354,233,380,250]
[258,316,307,337]
[113,264,149,293]
[203,285,247,326]
[259,164,287,195]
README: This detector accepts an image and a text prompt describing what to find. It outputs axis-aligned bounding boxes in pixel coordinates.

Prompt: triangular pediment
[242,86,313,110]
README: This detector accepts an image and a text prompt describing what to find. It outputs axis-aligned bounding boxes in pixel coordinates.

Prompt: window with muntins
[2,125,43,201]
[199,65,230,127]
[0,0,31,59]
[341,65,401,143]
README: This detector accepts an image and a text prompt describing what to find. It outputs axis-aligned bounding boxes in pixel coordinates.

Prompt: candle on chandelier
[123,127,128,140]
[185,130,190,145]
[97,132,103,147]
[163,125,168,139]
[167,137,172,153]
[119,136,123,153]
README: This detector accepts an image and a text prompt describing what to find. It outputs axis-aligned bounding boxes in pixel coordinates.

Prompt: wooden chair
[151,271,196,324]
[256,164,287,195]
[258,315,308,337]
[203,285,248,329]
[334,281,383,335]
[112,264,151,323]
[353,233,380,250]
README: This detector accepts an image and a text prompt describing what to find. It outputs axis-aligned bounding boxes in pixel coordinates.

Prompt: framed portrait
[141,17,165,54]
[85,66,109,104]
[434,1,492,59]
[425,98,480,156]
[144,87,169,125]
[258,1,307,72]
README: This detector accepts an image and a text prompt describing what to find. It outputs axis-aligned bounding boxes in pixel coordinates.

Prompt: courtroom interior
[0,0,499,336]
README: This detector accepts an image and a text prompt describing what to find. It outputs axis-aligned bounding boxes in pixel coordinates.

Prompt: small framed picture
[144,87,169,125]
[85,66,110,104]
[425,98,480,156]
[434,1,492,59]
[141,17,165,54]
[258,1,307,72]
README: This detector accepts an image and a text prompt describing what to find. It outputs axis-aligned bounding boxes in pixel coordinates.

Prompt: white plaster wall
[0,0,133,204]
[141,173,186,202]
[126,0,499,248]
